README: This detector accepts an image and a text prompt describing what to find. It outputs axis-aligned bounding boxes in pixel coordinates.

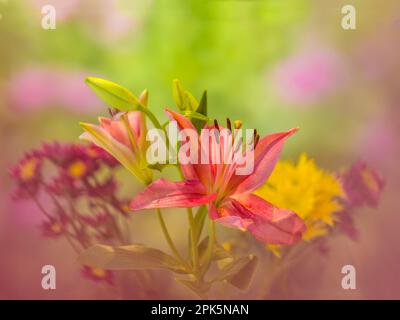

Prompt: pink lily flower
[129,110,306,245]
[79,91,152,185]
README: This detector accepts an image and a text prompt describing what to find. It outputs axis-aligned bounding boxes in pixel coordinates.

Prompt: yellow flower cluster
[255,153,344,249]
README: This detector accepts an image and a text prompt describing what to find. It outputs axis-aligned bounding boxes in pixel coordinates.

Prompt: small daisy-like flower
[10,142,127,250]
[67,160,88,179]
[18,157,40,181]
[81,265,114,285]
[41,216,68,238]
[9,154,43,198]
[255,153,345,245]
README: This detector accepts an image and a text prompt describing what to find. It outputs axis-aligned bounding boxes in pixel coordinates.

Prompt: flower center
[361,168,379,193]
[50,223,62,234]
[121,204,130,214]
[19,158,38,181]
[68,160,87,178]
[91,267,106,278]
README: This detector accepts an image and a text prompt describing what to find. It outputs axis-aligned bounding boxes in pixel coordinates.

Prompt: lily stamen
[255,134,260,149]
[234,120,242,129]
[226,118,232,131]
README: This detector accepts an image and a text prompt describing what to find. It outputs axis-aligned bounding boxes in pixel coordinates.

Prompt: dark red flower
[9,153,43,198]
[41,215,69,238]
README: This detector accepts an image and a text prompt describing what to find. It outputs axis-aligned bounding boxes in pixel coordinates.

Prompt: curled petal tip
[289,127,299,135]
[79,122,92,129]
[79,132,91,141]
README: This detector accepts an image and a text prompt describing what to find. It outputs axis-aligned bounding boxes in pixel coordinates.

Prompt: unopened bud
[139,89,149,106]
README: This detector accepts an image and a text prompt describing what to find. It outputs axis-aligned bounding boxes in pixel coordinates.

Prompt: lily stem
[187,208,199,275]
[156,208,189,271]
[200,218,215,280]
[138,104,163,130]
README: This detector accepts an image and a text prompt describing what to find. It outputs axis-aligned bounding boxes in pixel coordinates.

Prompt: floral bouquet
[10,78,384,299]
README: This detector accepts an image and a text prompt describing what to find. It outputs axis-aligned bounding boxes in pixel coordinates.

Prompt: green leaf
[183,110,210,122]
[78,244,186,273]
[192,91,208,132]
[212,255,258,290]
[175,277,211,298]
[172,79,185,110]
[85,77,140,111]
[196,90,207,115]
[182,91,198,111]
[226,255,258,290]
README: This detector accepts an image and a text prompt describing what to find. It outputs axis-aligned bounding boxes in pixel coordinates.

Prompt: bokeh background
[1,0,399,299]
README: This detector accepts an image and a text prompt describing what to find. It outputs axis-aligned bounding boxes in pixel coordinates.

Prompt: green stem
[175,168,199,275]
[137,104,163,130]
[187,208,199,274]
[156,209,189,270]
[137,104,170,152]
[200,218,215,280]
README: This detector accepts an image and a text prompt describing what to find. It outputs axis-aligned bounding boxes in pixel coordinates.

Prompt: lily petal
[130,178,217,210]
[127,111,147,148]
[229,193,306,245]
[233,128,298,195]
[99,116,131,148]
[165,108,197,131]
[165,108,207,184]
[209,203,253,231]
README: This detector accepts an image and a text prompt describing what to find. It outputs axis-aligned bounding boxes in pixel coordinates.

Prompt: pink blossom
[28,0,80,21]
[7,67,101,114]
[28,0,135,39]
[272,48,344,106]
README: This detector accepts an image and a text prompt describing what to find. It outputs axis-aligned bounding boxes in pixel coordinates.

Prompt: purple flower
[341,161,385,208]
[336,161,385,242]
